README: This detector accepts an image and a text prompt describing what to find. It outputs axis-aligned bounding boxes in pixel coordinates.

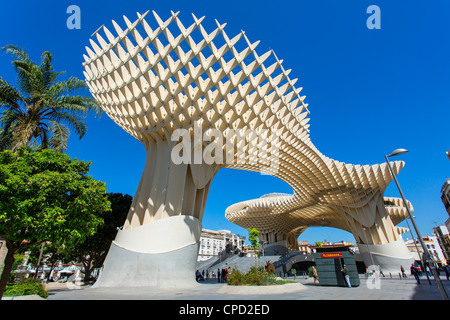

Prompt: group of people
[409,262,450,284]
[195,267,232,283]
[410,264,429,284]
[217,267,232,283]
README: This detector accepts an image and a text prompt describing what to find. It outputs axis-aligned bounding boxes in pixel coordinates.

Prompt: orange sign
[320,253,343,258]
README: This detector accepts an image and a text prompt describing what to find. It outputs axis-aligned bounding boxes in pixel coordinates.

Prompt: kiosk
[314,245,360,287]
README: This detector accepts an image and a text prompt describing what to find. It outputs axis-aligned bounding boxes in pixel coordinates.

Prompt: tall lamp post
[261,240,267,266]
[385,148,448,300]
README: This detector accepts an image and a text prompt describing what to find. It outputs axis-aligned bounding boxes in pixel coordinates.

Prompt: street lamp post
[261,241,267,266]
[385,148,448,300]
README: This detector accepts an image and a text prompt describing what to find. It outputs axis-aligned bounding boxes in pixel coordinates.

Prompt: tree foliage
[247,228,260,250]
[3,278,48,299]
[0,45,101,152]
[247,228,261,267]
[64,193,132,282]
[0,147,111,297]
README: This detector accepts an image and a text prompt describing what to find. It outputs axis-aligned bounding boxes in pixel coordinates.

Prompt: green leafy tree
[247,228,260,250]
[64,193,132,282]
[291,267,296,280]
[0,45,101,152]
[0,147,111,298]
[247,228,261,266]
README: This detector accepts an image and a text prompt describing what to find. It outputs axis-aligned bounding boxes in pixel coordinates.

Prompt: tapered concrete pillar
[94,136,219,288]
[357,240,414,274]
[123,136,218,229]
[343,196,414,273]
[94,215,201,288]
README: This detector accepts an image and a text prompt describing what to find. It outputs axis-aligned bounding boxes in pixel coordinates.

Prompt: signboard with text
[320,252,343,258]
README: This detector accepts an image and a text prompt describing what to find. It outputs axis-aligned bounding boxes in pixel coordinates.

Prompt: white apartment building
[405,234,447,266]
[440,179,450,235]
[433,225,450,262]
[197,229,246,262]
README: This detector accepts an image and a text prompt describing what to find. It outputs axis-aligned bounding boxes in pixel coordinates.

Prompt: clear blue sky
[1,1,449,244]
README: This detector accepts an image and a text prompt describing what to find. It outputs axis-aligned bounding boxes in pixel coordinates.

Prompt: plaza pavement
[42,274,450,301]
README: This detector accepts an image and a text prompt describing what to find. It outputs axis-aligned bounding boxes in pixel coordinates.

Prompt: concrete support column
[357,239,414,274]
[95,137,220,288]
[94,215,202,288]
[124,137,219,229]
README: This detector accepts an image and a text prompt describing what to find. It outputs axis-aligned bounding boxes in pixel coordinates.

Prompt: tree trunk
[83,257,92,283]
[0,241,17,299]
[34,242,46,279]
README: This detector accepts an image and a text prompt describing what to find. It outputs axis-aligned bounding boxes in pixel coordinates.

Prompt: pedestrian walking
[426,265,432,277]
[221,268,227,283]
[341,264,351,288]
[410,264,420,284]
[312,266,319,283]
[217,269,221,283]
[379,266,385,277]
[400,265,406,278]
[227,267,231,282]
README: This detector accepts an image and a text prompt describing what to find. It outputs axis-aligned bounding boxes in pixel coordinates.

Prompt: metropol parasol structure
[83,10,414,288]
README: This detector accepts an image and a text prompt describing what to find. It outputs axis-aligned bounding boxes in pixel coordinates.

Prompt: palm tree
[0,45,101,152]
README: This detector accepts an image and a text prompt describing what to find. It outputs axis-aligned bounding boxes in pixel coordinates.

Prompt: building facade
[433,225,450,262]
[197,229,246,262]
[441,178,450,215]
[441,178,450,233]
[296,240,359,256]
[297,241,313,255]
[405,235,448,267]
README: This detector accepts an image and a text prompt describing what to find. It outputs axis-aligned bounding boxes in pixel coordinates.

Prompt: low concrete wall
[357,239,414,274]
[94,215,201,288]
[217,282,306,295]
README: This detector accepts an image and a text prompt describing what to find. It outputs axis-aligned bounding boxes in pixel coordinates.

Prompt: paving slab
[40,275,450,301]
